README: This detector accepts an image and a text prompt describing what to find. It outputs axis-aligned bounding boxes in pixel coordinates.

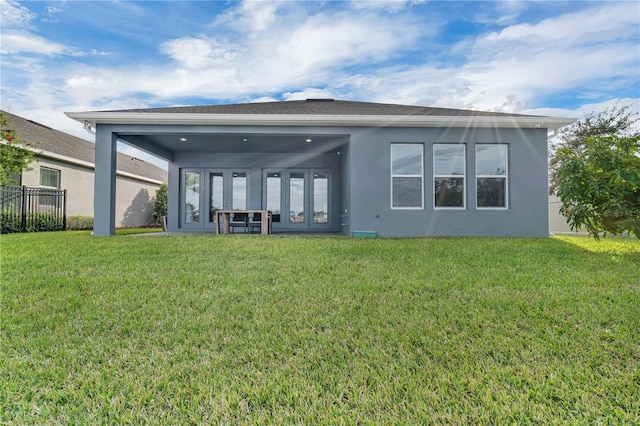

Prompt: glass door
[181,169,204,229]
[208,171,224,225]
[287,170,307,228]
[263,168,332,231]
[311,170,331,229]
[204,169,249,230]
[264,171,283,229]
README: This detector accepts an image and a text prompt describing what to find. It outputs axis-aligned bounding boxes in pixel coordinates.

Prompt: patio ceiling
[116,132,349,155]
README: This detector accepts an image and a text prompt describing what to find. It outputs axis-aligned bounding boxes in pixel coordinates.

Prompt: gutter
[32,146,164,185]
[65,112,576,132]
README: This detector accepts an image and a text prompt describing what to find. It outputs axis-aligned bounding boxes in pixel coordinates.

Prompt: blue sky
[1,0,639,167]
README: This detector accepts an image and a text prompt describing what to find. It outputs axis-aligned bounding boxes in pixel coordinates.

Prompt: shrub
[153,182,168,225]
[1,210,22,234]
[66,215,94,230]
[0,210,65,233]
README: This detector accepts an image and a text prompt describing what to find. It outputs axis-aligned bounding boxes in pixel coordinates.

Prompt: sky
[1,0,639,169]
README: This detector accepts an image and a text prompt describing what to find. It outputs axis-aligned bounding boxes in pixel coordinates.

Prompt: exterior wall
[95,123,551,237]
[347,126,550,237]
[21,156,161,227]
[21,157,94,216]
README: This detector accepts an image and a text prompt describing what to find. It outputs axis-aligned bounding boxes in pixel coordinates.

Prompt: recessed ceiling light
[242,138,248,142]
[180,137,187,142]
[305,138,312,143]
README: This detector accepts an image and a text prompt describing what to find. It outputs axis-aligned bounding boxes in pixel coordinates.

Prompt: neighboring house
[66,99,575,236]
[3,110,167,227]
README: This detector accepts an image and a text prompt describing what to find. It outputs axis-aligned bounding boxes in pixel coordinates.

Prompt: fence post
[21,185,27,232]
[63,189,67,230]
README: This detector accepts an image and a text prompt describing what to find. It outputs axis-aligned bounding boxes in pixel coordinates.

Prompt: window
[184,171,200,223]
[266,172,281,222]
[391,144,423,209]
[289,172,305,223]
[232,172,247,210]
[40,167,60,189]
[39,167,60,207]
[209,172,223,222]
[313,172,329,224]
[476,144,508,208]
[433,144,465,208]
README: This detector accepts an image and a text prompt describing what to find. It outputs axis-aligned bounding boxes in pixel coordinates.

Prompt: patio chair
[229,212,248,233]
[248,212,264,234]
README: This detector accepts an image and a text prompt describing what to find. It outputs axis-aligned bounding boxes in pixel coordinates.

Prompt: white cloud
[524,98,640,121]
[1,31,65,54]
[485,2,639,44]
[43,5,62,23]
[134,7,422,99]
[0,0,35,27]
[213,0,283,32]
[159,37,237,69]
[451,2,640,112]
[282,88,337,101]
[349,0,425,12]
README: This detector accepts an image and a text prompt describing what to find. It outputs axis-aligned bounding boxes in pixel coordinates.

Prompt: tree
[549,103,639,194]
[0,112,36,186]
[555,134,640,239]
[153,181,168,225]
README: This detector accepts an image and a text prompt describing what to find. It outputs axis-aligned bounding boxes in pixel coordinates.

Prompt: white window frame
[39,167,61,207]
[433,144,466,210]
[39,167,60,190]
[476,144,508,210]
[390,143,424,210]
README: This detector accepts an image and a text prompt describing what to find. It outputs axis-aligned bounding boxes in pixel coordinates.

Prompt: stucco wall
[346,126,550,237]
[21,157,162,227]
[94,123,552,237]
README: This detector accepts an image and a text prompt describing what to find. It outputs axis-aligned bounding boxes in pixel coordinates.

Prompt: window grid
[390,143,424,210]
[433,144,466,209]
[476,144,508,209]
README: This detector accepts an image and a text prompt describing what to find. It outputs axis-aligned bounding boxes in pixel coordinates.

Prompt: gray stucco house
[66,99,574,237]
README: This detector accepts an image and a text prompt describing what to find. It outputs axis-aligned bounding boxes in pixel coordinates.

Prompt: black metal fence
[1,185,67,233]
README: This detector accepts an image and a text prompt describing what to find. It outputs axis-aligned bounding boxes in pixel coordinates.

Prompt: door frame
[262,168,334,231]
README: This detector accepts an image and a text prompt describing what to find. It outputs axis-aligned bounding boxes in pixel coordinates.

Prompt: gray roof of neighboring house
[103,99,542,117]
[2,110,167,182]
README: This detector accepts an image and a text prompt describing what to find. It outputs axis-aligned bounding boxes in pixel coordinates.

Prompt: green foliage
[66,215,94,230]
[556,135,640,239]
[152,181,167,224]
[549,103,639,195]
[2,234,639,423]
[1,210,65,233]
[0,112,36,186]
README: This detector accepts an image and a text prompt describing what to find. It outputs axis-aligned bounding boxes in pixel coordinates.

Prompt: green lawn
[1,232,639,424]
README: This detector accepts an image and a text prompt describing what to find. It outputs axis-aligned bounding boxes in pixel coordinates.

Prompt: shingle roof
[2,110,167,182]
[103,99,542,117]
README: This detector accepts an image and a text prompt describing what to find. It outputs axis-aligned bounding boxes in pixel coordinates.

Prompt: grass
[1,232,639,424]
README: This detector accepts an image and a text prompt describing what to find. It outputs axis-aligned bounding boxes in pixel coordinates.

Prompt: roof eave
[65,112,576,131]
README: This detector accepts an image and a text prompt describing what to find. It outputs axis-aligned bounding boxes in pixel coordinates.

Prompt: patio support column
[93,127,117,236]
